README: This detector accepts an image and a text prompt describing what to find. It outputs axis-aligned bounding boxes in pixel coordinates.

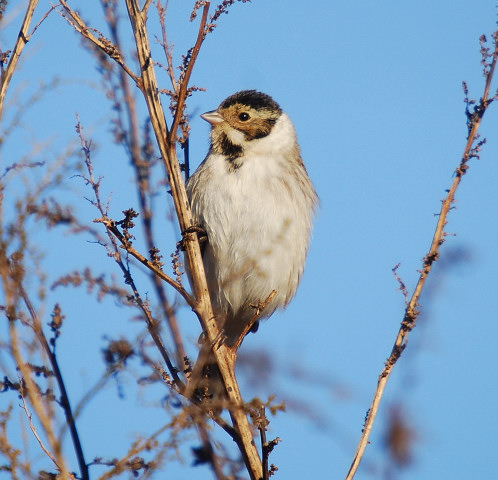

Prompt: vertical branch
[55,1,262,476]
[124,1,262,477]
[345,32,498,480]
[0,0,40,124]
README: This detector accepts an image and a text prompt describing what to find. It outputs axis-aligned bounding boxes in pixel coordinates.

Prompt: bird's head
[202,90,283,159]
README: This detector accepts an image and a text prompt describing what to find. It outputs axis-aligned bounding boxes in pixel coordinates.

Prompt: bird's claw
[179,225,208,251]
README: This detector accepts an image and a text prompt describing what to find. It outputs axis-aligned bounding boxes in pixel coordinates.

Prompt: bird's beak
[201,110,224,125]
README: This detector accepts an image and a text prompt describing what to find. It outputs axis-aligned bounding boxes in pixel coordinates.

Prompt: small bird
[187,90,318,349]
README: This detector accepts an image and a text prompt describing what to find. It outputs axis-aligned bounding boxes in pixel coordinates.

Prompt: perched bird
[187,90,318,348]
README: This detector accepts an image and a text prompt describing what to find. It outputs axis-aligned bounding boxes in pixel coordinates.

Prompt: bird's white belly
[198,154,307,321]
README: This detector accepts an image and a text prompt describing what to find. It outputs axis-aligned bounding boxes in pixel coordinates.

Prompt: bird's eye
[238,112,250,121]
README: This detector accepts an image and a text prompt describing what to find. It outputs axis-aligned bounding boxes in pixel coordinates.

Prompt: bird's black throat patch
[214,132,243,162]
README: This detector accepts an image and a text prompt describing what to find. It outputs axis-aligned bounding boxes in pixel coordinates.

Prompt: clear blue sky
[1,1,497,479]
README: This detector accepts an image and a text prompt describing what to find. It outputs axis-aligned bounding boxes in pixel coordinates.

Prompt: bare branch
[77,120,186,394]
[345,31,498,480]
[27,4,57,40]
[18,284,89,480]
[155,0,179,94]
[142,0,154,15]
[94,215,195,307]
[168,3,209,144]
[0,0,40,124]
[123,1,263,476]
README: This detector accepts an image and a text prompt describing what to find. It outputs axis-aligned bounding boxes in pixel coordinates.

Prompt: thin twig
[167,4,208,144]
[94,216,195,307]
[27,4,57,39]
[142,0,154,15]
[18,376,63,473]
[7,307,72,478]
[345,32,498,480]
[96,420,174,480]
[20,289,89,480]
[259,406,269,480]
[57,0,140,86]
[232,289,277,351]
[156,0,179,95]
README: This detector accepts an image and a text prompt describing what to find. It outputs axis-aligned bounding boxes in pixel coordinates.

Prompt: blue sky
[1,1,498,479]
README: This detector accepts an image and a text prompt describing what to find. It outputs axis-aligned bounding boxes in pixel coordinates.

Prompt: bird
[186,90,318,350]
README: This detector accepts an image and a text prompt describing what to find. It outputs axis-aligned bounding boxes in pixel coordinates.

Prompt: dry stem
[99,0,190,380]
[123,1,262,477]
[345,33,498,480]
[0,0,40,123]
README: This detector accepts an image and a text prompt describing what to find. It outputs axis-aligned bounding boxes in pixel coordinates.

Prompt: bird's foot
[179,225,208,251]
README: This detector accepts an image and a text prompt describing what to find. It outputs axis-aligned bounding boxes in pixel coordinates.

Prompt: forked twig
[18,376,62,473]
[94,215,195,308]
[57,0,140,85]
[345,32,498,479]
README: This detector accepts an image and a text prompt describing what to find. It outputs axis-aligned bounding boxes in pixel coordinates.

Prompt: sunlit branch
[345,31,498,480]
